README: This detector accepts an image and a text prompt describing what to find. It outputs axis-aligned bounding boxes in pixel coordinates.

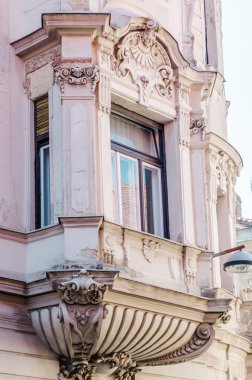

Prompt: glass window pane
[111,151,120,223]
[143,164,163,236]
[40,145,51,227]
[111,114,158,157]
[120,155,141,230]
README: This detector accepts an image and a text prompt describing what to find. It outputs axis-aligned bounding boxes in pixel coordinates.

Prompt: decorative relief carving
[60,0,89,11]
[25,47,61,75]
[190,119,206,141]
[98,73,111,114]
[103,248,114,265]
[57,302,103,360]
[23,77,31,99]
[143,323,214,366]
[96,353,141,380]
[142,238,160,263]
[110,19,174,105]
[99,46,112,68]
[241,279,252,301]
[208,150,236,203]
[53,61,99,93]
[57,270,107,305]
[215,307,232,326]
[58,356,96,379]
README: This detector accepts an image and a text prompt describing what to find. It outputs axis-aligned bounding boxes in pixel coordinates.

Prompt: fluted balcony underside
[29,270,228,379]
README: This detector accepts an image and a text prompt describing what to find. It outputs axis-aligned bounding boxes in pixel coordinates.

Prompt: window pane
[120,155,141,230]
[111,151,119,223]
[143,164,163,236]
[40,145,51,227]
[111,114,158,157]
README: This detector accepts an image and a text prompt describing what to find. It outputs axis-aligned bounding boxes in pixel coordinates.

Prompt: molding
[205,132,243,174]
[25,46,61,75]
[11,13,110,57]
[53,60,99,93]
[0,223,63,244]
[59,216,104,229]
[139,323,214,366]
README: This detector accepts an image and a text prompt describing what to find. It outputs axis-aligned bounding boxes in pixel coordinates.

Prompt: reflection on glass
[111,115,159,157]
[40,145,51,227]
[111,151,119,223]
[143,165,163,236]
[120,156,141,230]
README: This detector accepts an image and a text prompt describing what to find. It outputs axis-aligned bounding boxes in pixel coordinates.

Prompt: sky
[222,0,252,218]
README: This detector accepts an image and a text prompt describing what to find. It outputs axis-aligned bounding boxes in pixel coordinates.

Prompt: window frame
[111,105,169,238]
[34,95,51,229]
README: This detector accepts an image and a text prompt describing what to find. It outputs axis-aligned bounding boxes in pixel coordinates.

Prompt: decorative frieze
[25,46,61,75]
[98,73,111,114]
[110,19,174,105]
[142,238,160,263]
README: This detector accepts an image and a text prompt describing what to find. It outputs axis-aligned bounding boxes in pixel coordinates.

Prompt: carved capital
[53,61,99,93]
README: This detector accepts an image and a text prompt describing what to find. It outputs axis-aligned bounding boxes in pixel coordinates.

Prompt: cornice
[11,13,110,57]
[205,132,243,174]
[0,223,63,244]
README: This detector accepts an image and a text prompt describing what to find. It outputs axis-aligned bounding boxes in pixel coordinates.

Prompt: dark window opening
[34,95,51,229]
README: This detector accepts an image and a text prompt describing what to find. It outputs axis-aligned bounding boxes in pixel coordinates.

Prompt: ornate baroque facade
[0,0,251,379]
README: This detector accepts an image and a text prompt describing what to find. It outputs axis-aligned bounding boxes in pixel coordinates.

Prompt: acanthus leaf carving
[57,270,107,305]
[96,353,141,380]
[110,19,174,105]
[142,238,160,263]
[58,356,96,380]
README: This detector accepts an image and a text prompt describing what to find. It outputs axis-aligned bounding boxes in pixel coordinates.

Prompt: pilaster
[96,36,113,221]
[166,80,195,245]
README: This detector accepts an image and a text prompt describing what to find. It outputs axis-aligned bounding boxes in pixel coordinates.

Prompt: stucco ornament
[111,19,174,105]
[58,270,107,304]
[58,357,96,379]
[53,61,99,93]
[96,353,141,379]
[142,238,160,263]
[141,323,214,366]
[190,119,206,141]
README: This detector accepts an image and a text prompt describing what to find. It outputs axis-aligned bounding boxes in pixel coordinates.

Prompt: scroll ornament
[190,119,206,141]
[111,19,174,105]
[141,323,214,366]
[53,61,99,93]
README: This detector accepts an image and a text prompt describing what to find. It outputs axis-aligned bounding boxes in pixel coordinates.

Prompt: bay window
[111,110,168,237]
